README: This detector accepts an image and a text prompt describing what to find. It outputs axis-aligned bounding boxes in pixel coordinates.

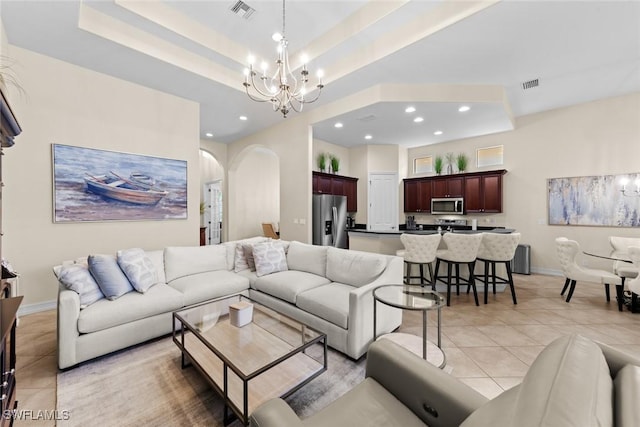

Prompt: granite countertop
[348,225,514,235]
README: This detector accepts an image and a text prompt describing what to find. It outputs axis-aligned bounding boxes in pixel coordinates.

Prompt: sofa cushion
[54,264,104,308]
[145,250,166,283]
[164,245,227,282]
[326,247,387,287]
[88,254,134,300]
[168,270,250,306]
[463,334,613,427]
[253,270,330,304]
[296,283,352,329]
[253,242,289,277]
[304,377,425,427]
[614,364,640,427]
[117,248,158,293]
[286,241,328,277]
[78,283,183,333]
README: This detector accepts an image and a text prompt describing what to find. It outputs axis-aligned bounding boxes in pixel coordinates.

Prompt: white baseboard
[531,267,562,276]
[18,299,56,316]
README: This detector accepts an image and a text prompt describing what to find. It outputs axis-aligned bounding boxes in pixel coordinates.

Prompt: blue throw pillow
[88,254,133,300]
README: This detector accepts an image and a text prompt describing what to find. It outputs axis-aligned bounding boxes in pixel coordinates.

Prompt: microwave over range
[431,197,464,215]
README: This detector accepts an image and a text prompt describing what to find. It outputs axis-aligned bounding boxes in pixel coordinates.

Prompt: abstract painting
[548,173,640,227]
[52,144,187,222]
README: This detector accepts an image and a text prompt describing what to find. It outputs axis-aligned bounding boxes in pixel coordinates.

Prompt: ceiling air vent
[230,1,255,19]
[357,114,377,122]
[521,79,539,90]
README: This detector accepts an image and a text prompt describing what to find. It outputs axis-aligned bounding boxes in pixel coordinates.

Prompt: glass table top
[373,285,445,310]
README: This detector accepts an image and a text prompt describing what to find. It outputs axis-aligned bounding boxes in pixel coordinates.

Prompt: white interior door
[368,172,398,231]
[204,180,222,244]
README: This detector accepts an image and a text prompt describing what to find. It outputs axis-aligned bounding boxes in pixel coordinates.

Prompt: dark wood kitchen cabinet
[312,172,358,212]
[432,176,464,198]
[464,171,505,213]
[403,178,431,212]
[403,170,506,213]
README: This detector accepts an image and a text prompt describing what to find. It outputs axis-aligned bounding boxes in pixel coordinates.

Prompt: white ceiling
[1,0,639,147]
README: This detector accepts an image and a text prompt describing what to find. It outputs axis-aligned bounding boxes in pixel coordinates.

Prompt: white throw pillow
[253,242,289,277]
[55,264,105,308]
[117,248,159,293]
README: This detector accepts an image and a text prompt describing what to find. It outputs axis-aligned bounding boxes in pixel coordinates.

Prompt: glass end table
[373,285,446,368]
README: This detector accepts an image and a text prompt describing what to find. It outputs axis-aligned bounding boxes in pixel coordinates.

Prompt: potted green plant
[316,152,327,172]
[330,155,340,174]
[456,152,468,173]
[434,155,443,175]
[445,152,455,174]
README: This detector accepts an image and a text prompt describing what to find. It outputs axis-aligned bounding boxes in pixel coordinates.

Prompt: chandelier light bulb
[272,32,283,42]
[317,69,324,78]
[247,55,255,65]
[260,62,268,72]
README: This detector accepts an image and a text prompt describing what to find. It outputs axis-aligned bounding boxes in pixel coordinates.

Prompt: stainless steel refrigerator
[313,194,348,248]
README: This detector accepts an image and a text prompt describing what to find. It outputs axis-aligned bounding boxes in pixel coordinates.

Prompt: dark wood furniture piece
[403,170,506,213]
[0,90,21,298]
[312,171,358,212]
[0,296,22,427]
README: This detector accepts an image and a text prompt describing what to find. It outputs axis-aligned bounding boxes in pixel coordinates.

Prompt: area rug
[57,337,365,426]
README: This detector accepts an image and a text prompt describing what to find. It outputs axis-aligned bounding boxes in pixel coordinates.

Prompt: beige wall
[313,138,351,176]
[228,147,280,239]
[407,92,640,274]
[4,46,200,311]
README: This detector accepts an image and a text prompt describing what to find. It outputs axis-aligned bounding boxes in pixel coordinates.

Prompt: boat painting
[53,144,187,222]
[84,172,168,206]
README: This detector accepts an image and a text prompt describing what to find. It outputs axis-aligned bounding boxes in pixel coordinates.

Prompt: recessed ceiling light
[458,105,471,112]
[364,134,372,140]
[433,130,443,135]
[405,106,416,113]
[205,132,213,138]
[334,122,343,128]
[413,117,424,123]
[239,115,248,121]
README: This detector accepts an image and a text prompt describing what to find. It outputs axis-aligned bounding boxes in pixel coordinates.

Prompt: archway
[199,149,224,244]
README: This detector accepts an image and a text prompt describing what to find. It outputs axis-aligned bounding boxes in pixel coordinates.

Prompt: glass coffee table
[373,285,446,368]
[173,294,327,426]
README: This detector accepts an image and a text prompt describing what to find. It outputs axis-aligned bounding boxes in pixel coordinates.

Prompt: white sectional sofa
[55,238,403,369]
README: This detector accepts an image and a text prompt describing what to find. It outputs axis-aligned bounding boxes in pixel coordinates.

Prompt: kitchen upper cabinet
[403,179,431,212]
[464,172,504,213]
[432,176,464,198]
[312,172,358,212]
[404,170,506,213]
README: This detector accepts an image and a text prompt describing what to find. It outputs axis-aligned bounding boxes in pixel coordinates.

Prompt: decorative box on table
[229,301,253,327]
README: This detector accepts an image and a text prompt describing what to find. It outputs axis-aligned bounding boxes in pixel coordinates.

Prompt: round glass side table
[373,284,446,368]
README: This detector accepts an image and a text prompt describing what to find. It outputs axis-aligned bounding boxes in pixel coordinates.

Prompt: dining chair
[397,233,442,287]
[434,232,483,306]
[625,246,640,313]
[555,237,621,303]
[609,236,640,311]
[475,232,521,304]
[261,223,280,239]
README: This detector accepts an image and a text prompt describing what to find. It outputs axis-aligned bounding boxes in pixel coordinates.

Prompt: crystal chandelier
[243,0,324,118]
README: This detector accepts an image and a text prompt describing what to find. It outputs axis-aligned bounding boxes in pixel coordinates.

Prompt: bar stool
[475,232,521,304]
[434,232,483,306]
[397,233,441,286]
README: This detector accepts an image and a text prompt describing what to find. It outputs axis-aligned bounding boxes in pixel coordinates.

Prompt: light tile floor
[14,273,640,425]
